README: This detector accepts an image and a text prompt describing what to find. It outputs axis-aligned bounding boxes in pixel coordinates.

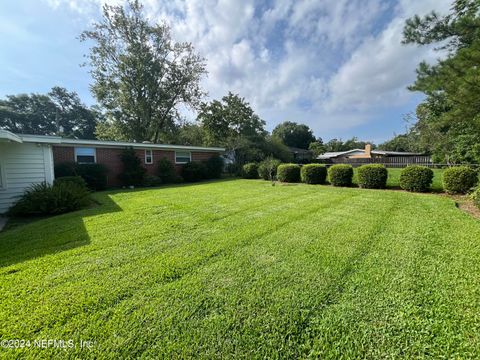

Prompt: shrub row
[181,155,224,183]
[55,162,108,191]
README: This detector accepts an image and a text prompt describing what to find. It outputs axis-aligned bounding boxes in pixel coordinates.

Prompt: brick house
[0,130,224,213]
[52,138,225,187]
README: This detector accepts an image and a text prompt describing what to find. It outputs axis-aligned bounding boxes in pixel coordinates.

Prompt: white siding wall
[0,142,54,214]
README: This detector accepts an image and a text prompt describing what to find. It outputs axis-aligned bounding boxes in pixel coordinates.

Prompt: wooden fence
[329,156,433,168]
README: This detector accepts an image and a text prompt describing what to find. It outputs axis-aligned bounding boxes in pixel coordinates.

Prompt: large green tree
[402,0,480,163]
[0,87,100,139]
[272,121,316,149]
[80,0,206,143]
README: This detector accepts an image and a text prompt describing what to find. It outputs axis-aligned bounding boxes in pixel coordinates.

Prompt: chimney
[365,144,372,158]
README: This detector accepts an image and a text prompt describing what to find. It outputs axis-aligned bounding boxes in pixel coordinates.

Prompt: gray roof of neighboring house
[317,148,424,159]
[316,149,364,159]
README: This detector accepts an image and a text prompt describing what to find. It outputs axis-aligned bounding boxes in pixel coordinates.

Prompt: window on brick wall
[75,147,96,164]
[145,150,153,164]
[175,151,191,164]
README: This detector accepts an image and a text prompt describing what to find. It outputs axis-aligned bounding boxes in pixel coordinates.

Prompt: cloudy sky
[0,0,451,142]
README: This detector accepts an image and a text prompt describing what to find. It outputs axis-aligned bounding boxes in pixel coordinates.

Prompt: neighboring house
[0,130,224,214]
[317,144,424,161]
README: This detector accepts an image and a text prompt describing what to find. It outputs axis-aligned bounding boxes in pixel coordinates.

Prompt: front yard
[1,179,479,358]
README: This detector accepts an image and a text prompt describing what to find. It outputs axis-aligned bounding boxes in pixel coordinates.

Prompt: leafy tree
[378,134,415,152]
[323,137,374,152]
[401,0,480,163]
[308,139,326,156]
[80,0,206,143]
[0,87,100,138]
[272,121,316,149]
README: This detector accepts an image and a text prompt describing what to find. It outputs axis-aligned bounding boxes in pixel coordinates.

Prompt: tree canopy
[0,86,100,139]
[80,0,206,143]
[272,121,316,149]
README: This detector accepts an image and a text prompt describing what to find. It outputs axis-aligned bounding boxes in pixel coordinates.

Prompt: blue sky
[0,0,451,143]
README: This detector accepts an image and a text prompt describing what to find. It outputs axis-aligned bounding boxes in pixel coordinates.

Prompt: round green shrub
[181,161,208,182]
[328,164,353,187]
[471,187,480,209]
[157,157,176,184]
[301,164,327,184]
[443,166,478,194]
[242,163,259,179]
[357,164,388,189]
[277,164,301,183]
[142,175,162,187]
[399,166,433,192]
[258,158,282,180]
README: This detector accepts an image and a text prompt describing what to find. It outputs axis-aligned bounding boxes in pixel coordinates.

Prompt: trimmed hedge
[357,164,388,189]
[399,166,433,192]
[277,164,301,183]
[258,158,282,181]
[8,181,90,217]
[328,164,353,187]
[242,163,259,179]
[181,161,208,182]
[443,166,478,194]
[54,162,108,191]
[157,157,177,184]
[301,164,327,184]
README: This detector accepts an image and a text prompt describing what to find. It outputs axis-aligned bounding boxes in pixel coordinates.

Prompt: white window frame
[74,147,97,164]
[0,161,6,190]
[145,149,153,164]
[175,151,192,164]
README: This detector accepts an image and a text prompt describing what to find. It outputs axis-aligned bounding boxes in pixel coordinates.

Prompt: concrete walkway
[0,217,7,232]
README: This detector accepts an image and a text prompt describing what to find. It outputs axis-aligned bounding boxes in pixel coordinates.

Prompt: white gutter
[0,130,23,143]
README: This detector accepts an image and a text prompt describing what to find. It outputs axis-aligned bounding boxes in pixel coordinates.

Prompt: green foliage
[328,164,354,187]
[118,147,147,186]
[181,161,208,182]
[80,0,206,142]
[142,175,162,187]
[261,136,294,163]
[277,164,301,183]
[258,158,282,181]
[242,163,259,179]
[8,182,90,217]
[443,166,478,194]
[378,133,417,152]
[308,140,326,157]
[157,157,177,184]
[54,162,108,191]
[357,164,388,189]
[399,166,434,192]
[399,1,480,164]
[471,187,480,208]
[53,176,88,189]
[0,87,101,138]
[324,137,375,152]
[301,164,327,184]
[205,155,224,179]
[272,121,316,149]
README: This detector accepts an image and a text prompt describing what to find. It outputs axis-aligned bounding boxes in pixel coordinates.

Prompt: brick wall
[52,145,220,187]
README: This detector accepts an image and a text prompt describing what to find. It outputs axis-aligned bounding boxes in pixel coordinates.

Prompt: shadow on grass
[0,194,122,269]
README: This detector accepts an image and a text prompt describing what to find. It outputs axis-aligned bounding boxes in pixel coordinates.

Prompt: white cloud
[42,0,452,139]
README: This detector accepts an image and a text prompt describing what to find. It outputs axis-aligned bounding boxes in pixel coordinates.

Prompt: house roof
[288,146,312,154]
[0,130,225,152]
[317,149,364,159]
[370,150,423,156]
[317,148,424,159]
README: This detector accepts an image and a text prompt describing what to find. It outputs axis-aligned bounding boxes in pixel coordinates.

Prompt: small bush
[399,166,433,192]
[74,164,108,191]
[243,163,259,179]
[471,187,480,208]
[301,164,327,184]
[205,155,224,179]
[258,158,282,180]
[142,175,162,187]
[53,176,87,189]
[328,164,354,187]
[443,166,478,194]
[118,147,147,186]
[157,157,177,184]
[181,161,208,182]
[357,164,388,189]
[277,164,301,183]
[8,182,90,217]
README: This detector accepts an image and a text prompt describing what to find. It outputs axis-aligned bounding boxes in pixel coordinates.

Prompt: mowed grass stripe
[0,180,479,359]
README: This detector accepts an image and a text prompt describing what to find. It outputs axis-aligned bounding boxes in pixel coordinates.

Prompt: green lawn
[1,179,479,358]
